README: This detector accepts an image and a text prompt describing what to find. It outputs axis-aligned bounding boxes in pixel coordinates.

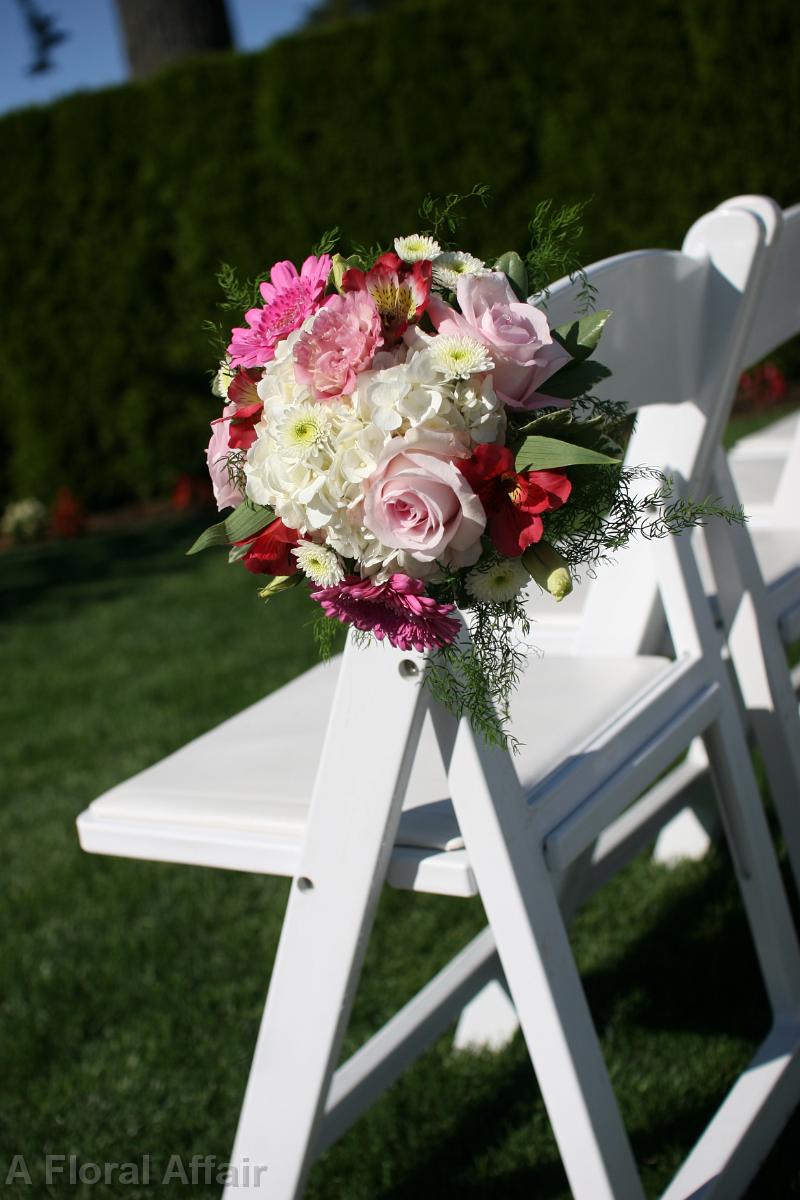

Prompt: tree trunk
[114,0,233,80]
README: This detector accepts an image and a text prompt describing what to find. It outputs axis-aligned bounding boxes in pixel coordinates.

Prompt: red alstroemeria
[342,251,431,345]
[459,443,572,557]
[236,518,300,576]
[227,368,263,450]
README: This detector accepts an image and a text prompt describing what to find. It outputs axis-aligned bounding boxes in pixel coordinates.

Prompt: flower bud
[330,253,353,294]
[522,542,573,602]
[212,360,235,398]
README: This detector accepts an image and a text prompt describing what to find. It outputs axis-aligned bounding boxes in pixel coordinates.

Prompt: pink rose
[428,272,571,409]
[293,291,383,401]
[206,403,242,511]
[363,428,486,567]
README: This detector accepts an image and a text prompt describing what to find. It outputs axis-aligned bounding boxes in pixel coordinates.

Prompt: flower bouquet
[192,197,726,744]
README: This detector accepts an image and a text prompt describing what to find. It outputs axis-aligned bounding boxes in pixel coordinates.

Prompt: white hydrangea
[256,322,314,411]
[432,250,490,291]
[354,350,463,437]
[394,233,442,262]
[452,375,506,445]
[466,558,530,603]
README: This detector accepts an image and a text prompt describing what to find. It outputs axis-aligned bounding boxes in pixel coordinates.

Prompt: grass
[1,409,799,1198]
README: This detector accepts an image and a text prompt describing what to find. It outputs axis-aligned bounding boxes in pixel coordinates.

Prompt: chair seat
[78,651,669,897]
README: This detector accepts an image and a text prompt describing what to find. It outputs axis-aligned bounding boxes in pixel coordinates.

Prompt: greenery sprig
[425,598,531,753]
[419,184,491,245]
[526,198,597,312]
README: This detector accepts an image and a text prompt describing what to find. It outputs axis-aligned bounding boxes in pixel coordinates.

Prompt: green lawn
[1,414,799,1198]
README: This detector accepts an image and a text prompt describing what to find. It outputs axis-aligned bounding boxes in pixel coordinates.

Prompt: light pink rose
[206,403,242,511]
[428,272,571,409]
[293,291,383,401]
[363,428,486,567]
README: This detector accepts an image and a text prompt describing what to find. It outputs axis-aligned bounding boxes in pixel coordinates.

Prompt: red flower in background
[52,486,86,538]
[342,251,431,345]
[459,443,571,557]
[735,362,788,413]
[236,518,300,576]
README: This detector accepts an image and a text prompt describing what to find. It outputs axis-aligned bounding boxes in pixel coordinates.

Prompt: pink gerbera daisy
[227,254,332,369]
[311,573,461,652]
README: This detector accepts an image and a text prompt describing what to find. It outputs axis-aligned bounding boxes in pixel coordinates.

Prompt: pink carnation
[293,291,383,401]
[311,574,461,652]
[227,255,332,369]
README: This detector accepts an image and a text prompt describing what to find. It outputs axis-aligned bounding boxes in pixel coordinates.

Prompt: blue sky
[0,0,317,116]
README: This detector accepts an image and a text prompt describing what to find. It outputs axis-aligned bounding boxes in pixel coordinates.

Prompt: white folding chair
[77,203,800,1199]
[527,199,799,666]
[651,198,800,866]
[500,197,800,874]
[724,198,800,656]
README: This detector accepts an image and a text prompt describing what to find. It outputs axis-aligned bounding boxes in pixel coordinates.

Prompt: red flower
[342,251,431,345]
[52,486,86,538]
[236,518,300,576]
[459,443,571,557]
[227,368,263,451]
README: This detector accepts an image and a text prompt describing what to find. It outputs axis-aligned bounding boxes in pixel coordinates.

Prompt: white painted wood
[650,200,800,865]
[221,635,431,1200]
[446,714,646,1200]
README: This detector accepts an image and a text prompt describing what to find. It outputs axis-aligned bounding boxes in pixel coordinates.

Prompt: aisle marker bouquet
[192,195,734,745]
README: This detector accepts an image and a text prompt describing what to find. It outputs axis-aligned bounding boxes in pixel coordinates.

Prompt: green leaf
[494,250,527,300]
[537,359,612,400]
[507,408,574,439]
[516,435,619,472]
[186,502,274,555]
[552,310,612,361]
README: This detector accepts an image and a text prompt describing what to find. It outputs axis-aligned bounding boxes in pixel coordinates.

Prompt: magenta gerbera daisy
[310,573,461,653]
[227,254,332,369]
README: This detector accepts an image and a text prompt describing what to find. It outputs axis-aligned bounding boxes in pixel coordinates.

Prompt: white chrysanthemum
[428,334,493,380]
[394,233,442,262]
[280,403,333,459]
[432,250,490,291]
[466,559,530,603]
[292,540,345,587]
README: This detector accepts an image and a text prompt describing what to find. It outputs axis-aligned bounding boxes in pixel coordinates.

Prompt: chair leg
[703,682,800,1019]
[222,636,430,1199]
[655,687,800,1199]
[706,451,800,895]
[448,720,646,1200]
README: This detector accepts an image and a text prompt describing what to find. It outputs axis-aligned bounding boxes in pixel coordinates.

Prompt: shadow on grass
[581,848,768,1045]
[328,845,784,1200]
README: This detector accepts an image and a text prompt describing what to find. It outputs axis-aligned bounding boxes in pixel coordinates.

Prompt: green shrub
[1,0,798,507]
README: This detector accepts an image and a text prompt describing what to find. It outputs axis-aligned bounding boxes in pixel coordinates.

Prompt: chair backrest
[731,198,800,521]
[536,201,772,655]
[736,199,800,366]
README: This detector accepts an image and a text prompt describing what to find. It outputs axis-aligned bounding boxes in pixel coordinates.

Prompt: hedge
[1,0,798,508]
